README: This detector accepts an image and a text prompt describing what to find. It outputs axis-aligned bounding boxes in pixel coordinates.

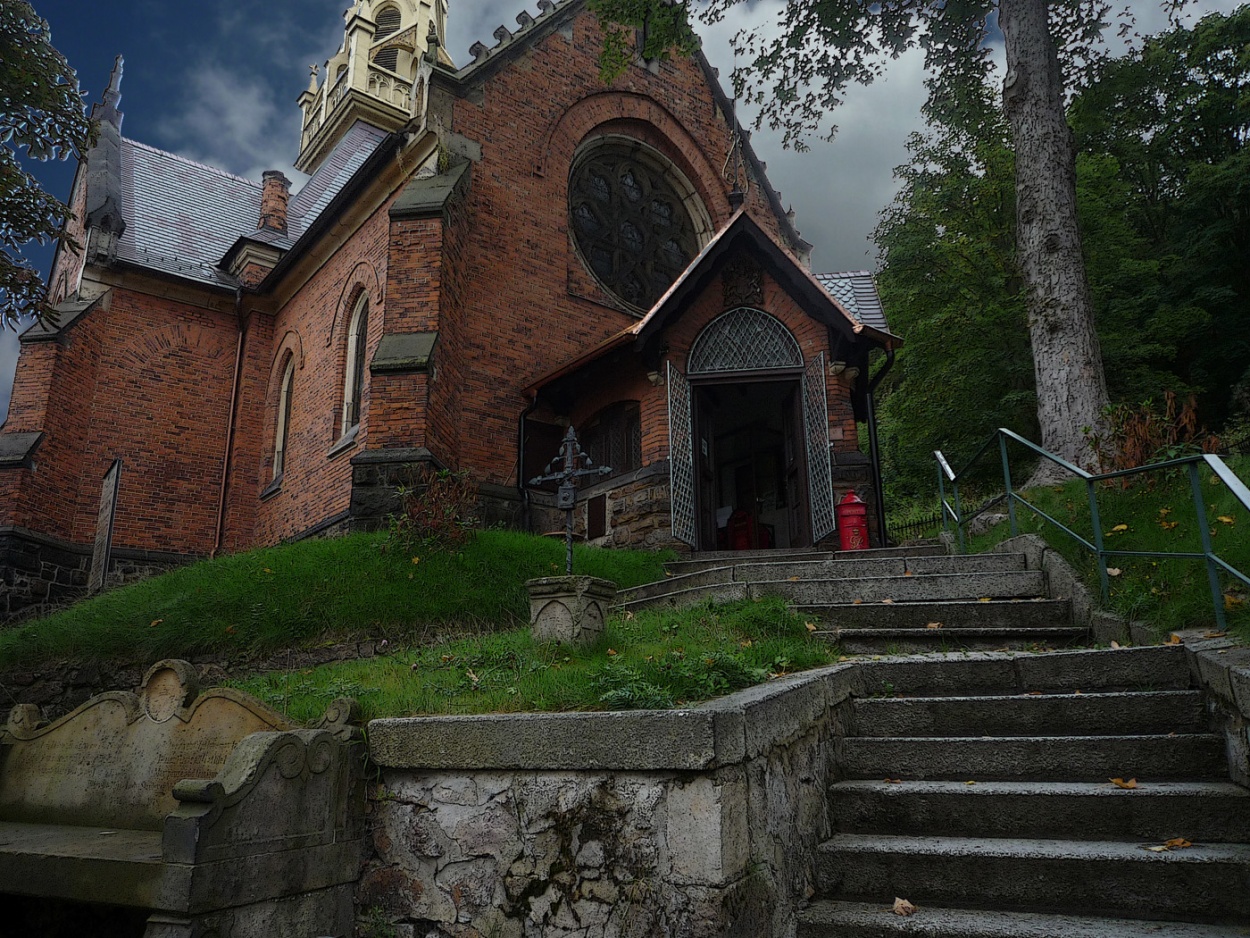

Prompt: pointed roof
[814,271,889,334]
[524,209,900,395]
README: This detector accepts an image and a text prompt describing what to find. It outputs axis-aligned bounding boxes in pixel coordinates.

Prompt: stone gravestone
[87,458,122,594]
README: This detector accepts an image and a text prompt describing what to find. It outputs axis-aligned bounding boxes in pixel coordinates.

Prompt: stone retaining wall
[360,665,861,938]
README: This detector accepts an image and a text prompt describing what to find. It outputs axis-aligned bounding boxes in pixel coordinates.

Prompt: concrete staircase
[802,646,1250,936]
[618,545,1084,654]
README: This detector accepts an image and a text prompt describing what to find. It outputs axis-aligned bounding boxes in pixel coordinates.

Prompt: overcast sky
[4,0,1243,416]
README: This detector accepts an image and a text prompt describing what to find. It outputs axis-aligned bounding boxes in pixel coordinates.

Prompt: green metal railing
[935,428,1250,631]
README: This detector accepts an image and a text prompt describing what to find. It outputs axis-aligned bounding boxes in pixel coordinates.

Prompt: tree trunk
[1000,0,1111,483]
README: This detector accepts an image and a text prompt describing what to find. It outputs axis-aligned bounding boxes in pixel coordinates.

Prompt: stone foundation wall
[360,666,859,938]
[0,528,189,623]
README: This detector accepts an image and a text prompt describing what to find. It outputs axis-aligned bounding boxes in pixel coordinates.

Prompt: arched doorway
[668,308,836,550]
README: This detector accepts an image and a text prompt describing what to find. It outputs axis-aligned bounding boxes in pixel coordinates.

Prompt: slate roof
[113,121,390,286]
[116,140,259,286]
[814,271,889,333]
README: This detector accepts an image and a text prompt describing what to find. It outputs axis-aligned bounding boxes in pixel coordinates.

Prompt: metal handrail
[934,429,1250,631]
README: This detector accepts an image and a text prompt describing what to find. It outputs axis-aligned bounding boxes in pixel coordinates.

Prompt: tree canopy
[0,0,93,326]
[876,8,1250,495]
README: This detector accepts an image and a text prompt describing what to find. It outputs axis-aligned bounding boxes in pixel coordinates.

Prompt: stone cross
[529,425,611,575]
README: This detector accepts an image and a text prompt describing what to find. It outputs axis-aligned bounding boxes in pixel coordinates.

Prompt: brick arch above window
[536,92,728,218]
[267,329,306,403]
[326,262,383,348]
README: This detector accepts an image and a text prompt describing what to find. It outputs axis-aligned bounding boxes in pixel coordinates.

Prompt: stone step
[832,627,1088,655]
[733,553,1027,584]
[851,646,1192,697]
[752,570,1047,605]
[666,550,831,575]
[618,566,735,604]
[796,900,1250,938]
[829,778,1250,843]
[798,598,1072,631]
[835,733,1229,782]
[851,691,1207,738]
[814,834,1250,922]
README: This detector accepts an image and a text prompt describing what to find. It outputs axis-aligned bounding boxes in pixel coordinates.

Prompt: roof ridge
[456,0,577,76]
[122,137,262,188]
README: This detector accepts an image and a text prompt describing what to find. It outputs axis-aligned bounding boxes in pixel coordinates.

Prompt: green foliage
[387,468,479,554]
[0,0,94,325]
[231,596,838,721]
[0,530,673,667]
[588,0,699,82]
[875,9,1250,496]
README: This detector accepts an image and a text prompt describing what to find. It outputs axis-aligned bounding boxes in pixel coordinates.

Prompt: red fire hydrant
[836,492,870,551]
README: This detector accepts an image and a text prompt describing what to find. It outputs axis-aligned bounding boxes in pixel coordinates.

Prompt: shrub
[388,468,479,553]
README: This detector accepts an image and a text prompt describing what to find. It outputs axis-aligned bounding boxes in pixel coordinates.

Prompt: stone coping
[368,663,859,772]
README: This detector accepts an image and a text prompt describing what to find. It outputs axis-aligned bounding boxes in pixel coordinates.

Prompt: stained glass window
[570,145,702,311]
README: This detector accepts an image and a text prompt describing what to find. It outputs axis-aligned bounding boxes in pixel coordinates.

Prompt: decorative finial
[309,63,319,78]
[92,54,125,129]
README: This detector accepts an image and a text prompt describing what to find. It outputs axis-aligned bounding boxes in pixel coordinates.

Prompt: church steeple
[296,0,451,174]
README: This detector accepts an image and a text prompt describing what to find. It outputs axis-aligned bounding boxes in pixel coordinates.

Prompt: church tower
[296,0,452,173]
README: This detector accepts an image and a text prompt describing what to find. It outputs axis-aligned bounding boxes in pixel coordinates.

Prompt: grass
[0,530,672,668]
[230,596,839,722]
[967,456,1249,640]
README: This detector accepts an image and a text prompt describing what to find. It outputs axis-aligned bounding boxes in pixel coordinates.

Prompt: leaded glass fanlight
[688,307,803,374]
[569,138,708,312]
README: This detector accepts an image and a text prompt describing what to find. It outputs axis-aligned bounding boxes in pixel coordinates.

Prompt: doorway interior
[694,378,809,550]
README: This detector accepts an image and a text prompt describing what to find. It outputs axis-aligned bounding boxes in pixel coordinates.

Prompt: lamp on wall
[828,360,847,377]
[646,370,665,387]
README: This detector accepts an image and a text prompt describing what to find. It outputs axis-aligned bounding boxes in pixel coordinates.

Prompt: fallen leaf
[1226,594,1245,610]
[852,599,863,605]
[904,571,914,577]
[225,626,236,635]
[1110,641,1122,649]
[1204,632,1228,639]
[805,622,818,632]
[1159,520,1178,530]
[740,640,753,648]
[893,898,917,917]
[883,778,902,784]
[979,597,992,603]
[1106,567,1122,577]
[1112,524,1129,532]
[466,669,479,685]
[1025,691,1044,696]
[149,618,163,627]
[926,622,943,630]
[788,576,800,582]
[965,780,977,786]
[882,598,895,604]
[1217,516,1235,524]
[1164,838,1193,849]
[1110,778,1138,789]
[607,648,618,656]
[1167,634,1183,645]
[838,655,852,662]
[1146,845,1169,853]
[1159,508,1172,517]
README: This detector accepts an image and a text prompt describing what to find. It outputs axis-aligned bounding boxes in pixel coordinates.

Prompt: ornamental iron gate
[667,362,697,546]
[804,352,837,543]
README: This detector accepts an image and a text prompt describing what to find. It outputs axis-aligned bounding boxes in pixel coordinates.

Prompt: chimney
[259,170,292,234]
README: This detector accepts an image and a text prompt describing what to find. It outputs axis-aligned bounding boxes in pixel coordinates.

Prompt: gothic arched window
[342,295,369,435]
[274,356,296,481]
[569,137,708,312]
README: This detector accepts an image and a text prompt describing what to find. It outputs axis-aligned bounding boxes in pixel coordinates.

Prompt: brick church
[0,0,900,615]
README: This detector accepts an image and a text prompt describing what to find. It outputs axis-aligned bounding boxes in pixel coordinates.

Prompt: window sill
[328,426,360,459]
[260,476,283,501]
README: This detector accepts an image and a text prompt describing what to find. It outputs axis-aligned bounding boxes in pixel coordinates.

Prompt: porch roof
[523,208,901,396]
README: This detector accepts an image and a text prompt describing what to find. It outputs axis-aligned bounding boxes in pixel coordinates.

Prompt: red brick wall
[438,7,790,488]
[3,289,238,554]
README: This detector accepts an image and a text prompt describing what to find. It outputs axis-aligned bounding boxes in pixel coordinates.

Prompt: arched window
[374,5,401,39]
[569,137,709,312]
[274,356,295,481]
[342,295,369,435]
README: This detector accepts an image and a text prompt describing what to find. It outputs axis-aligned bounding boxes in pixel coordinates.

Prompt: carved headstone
[0,659,293,830]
